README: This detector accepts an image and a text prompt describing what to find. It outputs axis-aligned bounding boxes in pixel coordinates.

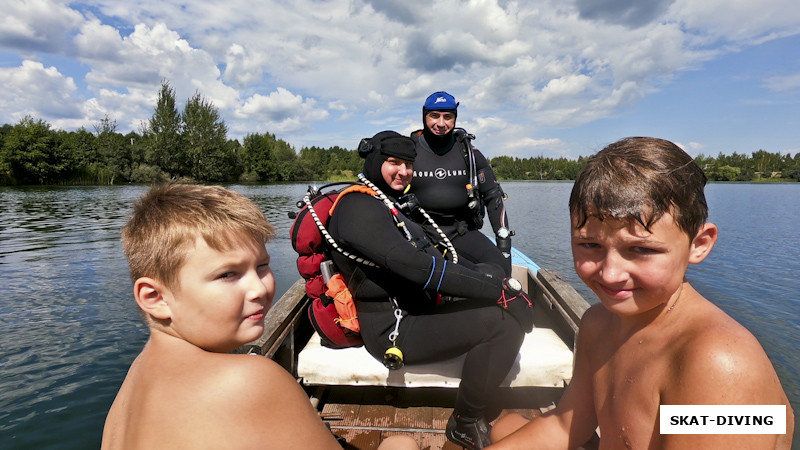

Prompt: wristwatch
[497,227,510,239]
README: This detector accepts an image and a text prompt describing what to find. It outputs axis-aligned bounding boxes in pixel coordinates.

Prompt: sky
[1,0,799,160]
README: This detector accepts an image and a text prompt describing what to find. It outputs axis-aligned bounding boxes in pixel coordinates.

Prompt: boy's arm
[662,326,794,450]
[489,308,601,449]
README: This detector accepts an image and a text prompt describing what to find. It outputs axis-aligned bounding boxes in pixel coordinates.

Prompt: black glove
[495,228,512,254]
[497,277,534,332]
[496,236,511,253]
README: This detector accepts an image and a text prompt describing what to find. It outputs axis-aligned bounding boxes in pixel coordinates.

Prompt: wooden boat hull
[237,249,595,448]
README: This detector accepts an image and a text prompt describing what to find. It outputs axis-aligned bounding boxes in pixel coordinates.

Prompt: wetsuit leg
[358,301,524,419]
[423,222,511,276]
[450,229,512,276]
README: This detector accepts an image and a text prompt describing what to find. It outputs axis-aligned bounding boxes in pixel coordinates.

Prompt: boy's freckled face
[166,236,275,352]
[570,212,692,317]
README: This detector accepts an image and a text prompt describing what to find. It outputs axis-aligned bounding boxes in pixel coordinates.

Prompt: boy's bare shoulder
[177,352,339,448]
[666,296,786,404]
[576,302,615,338]
[201,352,303,401]
[680,297,768,366]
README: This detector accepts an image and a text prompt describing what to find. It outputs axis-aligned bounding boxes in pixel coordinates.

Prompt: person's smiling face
[382,157,413,191]
[425,111,455,135]
[571,211,701,319]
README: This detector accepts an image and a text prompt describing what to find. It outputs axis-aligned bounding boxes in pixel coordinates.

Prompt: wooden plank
[537,269,589,327]
[322,402,550,449]
[357,404,395,429]
[534,269,590,348]
[322,403,360,427]
[393,406,435,430]
[335,428,382,449]
[430,407,451,430]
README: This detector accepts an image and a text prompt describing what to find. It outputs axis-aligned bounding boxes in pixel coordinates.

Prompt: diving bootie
[445,412,492,449]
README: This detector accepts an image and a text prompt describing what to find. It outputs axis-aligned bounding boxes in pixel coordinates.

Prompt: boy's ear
[688,222,718,264]
[133,277,173,320]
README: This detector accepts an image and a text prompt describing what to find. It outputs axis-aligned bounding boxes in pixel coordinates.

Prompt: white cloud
[1,0,798,155]
[0,0,83,53]
[534,74,593,109]
[0,60,82,123]
[675,141,705,157]
[671,0,800,44]
[80,21,240,115]
[223,44,265,88]
[236,87,329,134]
[508,137,563,150]
[764,73,800,93]
[74,17,125,61]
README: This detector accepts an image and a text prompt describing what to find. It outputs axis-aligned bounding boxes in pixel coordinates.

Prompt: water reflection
[1,182,798,447]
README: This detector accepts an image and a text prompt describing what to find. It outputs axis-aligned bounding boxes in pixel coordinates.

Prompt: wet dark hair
[569,137,708,238]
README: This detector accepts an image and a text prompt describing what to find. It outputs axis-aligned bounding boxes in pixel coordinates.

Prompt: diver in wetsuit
[327,130,533,450]
[410,91,513,276]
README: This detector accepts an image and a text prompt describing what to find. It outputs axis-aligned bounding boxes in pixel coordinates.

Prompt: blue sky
[1,0,799,159]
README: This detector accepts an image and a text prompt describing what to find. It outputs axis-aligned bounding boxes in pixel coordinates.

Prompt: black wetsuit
[328,189,524,419]
[410,130,512,276]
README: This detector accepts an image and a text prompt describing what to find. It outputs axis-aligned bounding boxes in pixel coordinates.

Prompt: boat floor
[314,386,600,449]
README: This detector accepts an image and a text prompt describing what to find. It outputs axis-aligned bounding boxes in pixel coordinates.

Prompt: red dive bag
[289,183,370,349]
[290,186,341,300]
[306,274,363,349]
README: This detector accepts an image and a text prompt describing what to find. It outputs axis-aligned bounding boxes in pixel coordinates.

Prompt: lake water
[1,182,798,448]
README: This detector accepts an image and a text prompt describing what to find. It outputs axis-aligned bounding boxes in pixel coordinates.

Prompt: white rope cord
[303,189,378,267]
[357,173,458,264]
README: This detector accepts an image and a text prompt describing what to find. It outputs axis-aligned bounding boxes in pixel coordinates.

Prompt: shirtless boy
[101,184,417,450]
[489,137,794,449]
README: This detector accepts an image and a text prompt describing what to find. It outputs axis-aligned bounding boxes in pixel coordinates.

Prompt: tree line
[1,81,798,185]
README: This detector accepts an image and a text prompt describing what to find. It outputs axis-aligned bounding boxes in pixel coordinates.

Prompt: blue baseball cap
[423,91,459,112]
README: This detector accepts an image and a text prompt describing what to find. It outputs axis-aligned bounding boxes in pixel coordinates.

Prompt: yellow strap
[334,317,358,323]
[329,185,377,216]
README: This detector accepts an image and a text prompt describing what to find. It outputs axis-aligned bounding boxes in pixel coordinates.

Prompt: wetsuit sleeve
[332,193,502,300]
[474,150,510,236]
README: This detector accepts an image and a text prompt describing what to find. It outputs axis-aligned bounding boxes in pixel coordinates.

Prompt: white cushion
[297,327,573,388]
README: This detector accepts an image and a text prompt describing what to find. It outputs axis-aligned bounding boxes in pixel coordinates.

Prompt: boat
[235,247,598,449]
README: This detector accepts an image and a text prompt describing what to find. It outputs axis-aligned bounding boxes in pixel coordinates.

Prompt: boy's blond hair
[569,137,708,238]
[121,184,275,290]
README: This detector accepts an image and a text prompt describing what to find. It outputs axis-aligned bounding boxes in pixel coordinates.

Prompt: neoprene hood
[359,130,416,196]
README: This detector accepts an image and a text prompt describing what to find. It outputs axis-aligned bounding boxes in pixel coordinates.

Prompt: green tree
[694,154,715,176]
[297,146,328,179]
[712,165,741,181]
[56,127,100,184]
[240,132,300,181]
[0,116,67,184]
[94,115,130,184]
[752,149,782,177]
[269,137,298,182]
[182,92,229,181]
[491,155,519,179]
[784,153,800,180]
[241,132,274,181]
[145,80,184,176]
[125,131,146,167]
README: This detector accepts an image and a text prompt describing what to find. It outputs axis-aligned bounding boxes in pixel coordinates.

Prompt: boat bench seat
[297,327,573,389]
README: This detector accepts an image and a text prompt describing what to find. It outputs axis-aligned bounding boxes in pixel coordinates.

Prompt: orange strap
[328,185,377,216]
[326,273,360,333]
